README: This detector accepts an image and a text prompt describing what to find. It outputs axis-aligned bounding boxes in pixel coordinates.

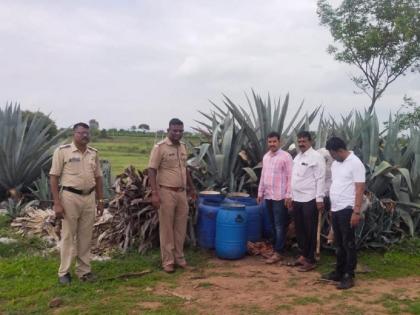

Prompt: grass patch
[292,295,322,305]
[341,305,365,315]
[197,282,213,288]
[275,304,294,311]
[376,293,420,315]
[92,135,200,175]
[0,234,207,315]
[231,303,270,315]
[317,238,420,280]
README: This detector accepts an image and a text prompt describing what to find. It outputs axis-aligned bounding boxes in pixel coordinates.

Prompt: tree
[317,0,420,113]
[22,110,58,140]
[89,119,100,137]
[390,95,420,131]
[138,123,150,133]
[99,128,109,139]
[130,125,137,132]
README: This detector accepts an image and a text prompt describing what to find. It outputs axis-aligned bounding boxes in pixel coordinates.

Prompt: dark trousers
[332,208,357,277]
[293,199,318,263]
[265,199,288,254]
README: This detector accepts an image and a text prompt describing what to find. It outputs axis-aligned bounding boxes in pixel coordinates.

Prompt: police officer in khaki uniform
[50,122,104,284]
[148,118,196,273]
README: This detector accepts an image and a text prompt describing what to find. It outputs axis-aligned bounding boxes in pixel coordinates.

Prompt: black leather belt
[159,185,185,192]
[62,186,95,195]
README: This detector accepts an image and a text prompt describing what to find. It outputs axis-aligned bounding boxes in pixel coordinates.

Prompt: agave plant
[192,90,320,193]
[189,114,257,192]
[0,103,67,193]
[197,90,320,165]
[28,170,51,208]
[5,198,39,219]
[316,110,420,247]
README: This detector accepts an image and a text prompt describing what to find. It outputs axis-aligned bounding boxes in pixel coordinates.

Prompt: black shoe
[321,271,342,282]
[58,273,72,285]
[80,272,97,282]
[337,274,354,290]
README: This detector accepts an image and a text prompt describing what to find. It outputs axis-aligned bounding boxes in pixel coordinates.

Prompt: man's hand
[257,196,263,204]
[316,201,324,212]
[285,198,292,210]
[151,191,160,209]
[97,202,104,216]
[350,212,361,227]
[188,188,197,202]
[53,202,65,220]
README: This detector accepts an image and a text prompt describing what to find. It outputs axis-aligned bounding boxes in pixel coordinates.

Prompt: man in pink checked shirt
[257,131,293,264]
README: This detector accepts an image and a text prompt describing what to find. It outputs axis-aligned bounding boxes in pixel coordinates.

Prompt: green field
[91,135,200,176]
[91,136,156,176]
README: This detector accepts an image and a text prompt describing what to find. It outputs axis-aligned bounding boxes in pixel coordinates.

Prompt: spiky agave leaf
[0,103,68,192]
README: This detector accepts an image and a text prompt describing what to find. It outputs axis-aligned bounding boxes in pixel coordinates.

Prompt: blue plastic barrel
[224,194,262,242]
[197,199,221,249]
[215,203,248,260]
[198,191,225,204]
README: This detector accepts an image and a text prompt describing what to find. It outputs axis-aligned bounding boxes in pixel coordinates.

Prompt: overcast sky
[0,0,418,130]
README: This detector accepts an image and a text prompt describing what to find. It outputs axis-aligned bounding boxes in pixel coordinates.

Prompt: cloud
[0,0,417,130]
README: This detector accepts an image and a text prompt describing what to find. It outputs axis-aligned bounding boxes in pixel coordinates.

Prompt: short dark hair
[297,130,312,141]
[267,131,280,140]
[326,136,347,151]
[73,122,89,130]
[169,118,183,126]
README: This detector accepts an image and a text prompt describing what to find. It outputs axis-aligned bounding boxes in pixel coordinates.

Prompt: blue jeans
[265,199,288,254]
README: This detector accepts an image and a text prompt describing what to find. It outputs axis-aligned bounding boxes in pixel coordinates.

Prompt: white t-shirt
[330,152,365,211]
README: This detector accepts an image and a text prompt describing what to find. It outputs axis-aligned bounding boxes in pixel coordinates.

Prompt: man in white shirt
[322,137,365,290]
[291,131,326,271]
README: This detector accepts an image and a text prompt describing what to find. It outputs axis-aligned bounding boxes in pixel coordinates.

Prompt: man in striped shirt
[257,131,293,264]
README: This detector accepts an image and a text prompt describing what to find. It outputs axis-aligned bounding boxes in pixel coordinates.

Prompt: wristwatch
[97,199,104,204]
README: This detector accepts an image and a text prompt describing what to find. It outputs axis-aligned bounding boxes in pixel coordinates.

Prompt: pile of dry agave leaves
[12,166,194,255]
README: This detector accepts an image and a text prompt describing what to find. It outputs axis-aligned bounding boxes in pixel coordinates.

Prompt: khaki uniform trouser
[58,190,96,277]
[158,189,189,267]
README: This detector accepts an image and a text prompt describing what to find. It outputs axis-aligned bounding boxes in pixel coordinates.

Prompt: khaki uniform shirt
[49,142,102,190]
[148,137,188,188]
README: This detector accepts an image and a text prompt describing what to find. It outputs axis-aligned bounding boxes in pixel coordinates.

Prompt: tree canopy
[317,0,420,113]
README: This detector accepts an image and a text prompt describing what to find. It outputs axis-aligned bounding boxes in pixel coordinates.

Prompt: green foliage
[138,123,150,132]
[28,170,51,207]
[388,96,420,131]
[317,0,420,112]
[92,135,200,176]
[5,199,38,219]
[316,109,420,248]
[0,233,207,315]
[0,103,68,192]
[22,110,59,140]
[192,90,319,192]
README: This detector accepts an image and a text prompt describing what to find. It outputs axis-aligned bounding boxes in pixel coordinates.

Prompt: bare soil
[154,256,420,315]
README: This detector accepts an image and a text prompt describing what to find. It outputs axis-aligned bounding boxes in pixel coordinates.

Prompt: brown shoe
[163,264,175,273]
[297,261,316,272]
[265,252,283,264]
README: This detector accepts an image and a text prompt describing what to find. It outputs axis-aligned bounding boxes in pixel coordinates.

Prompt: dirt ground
[154,256,420,315]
